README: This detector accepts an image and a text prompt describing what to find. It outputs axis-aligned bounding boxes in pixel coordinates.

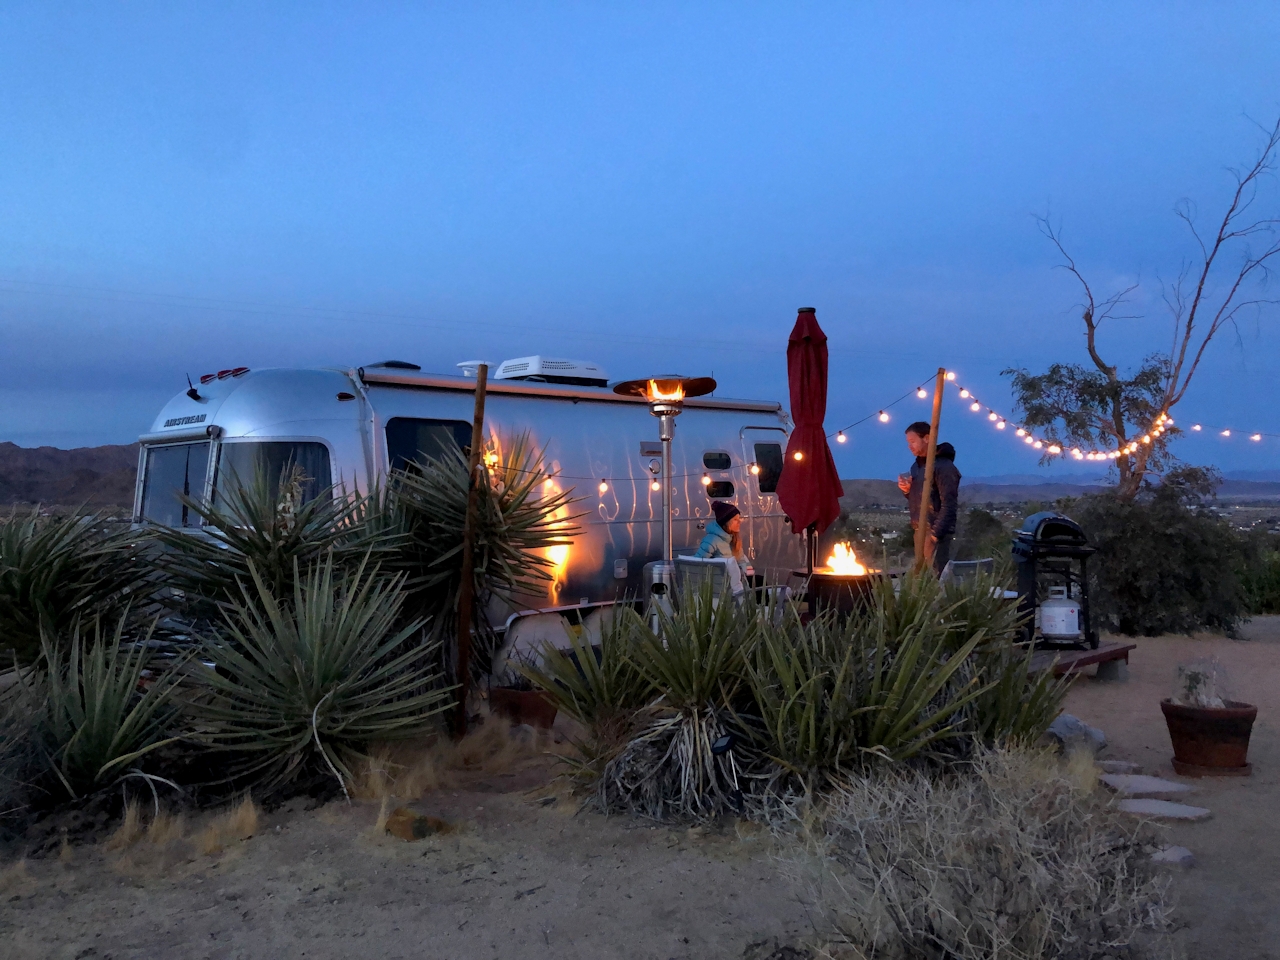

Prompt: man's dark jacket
[906,442,961,539]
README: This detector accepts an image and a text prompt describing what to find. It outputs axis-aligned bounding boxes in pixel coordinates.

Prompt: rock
[1117,799,1212,821]
[1095,659,1129,681]
[1151,845,1195,867]
[384,808,453,841]
[1047,713,1106,753]
[1097,760,1142,774]
[1100,774,1194,798]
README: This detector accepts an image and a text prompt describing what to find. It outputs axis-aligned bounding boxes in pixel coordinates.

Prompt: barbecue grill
[1012,511,1098,649]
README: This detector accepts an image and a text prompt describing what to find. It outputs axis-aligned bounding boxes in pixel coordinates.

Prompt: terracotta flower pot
[1160,698,1257,776]
[489,687,558,729]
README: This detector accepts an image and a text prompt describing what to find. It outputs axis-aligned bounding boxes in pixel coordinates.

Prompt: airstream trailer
[134,357,804,634]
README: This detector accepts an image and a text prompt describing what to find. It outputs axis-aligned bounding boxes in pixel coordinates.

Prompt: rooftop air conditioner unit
[490,356,609,388]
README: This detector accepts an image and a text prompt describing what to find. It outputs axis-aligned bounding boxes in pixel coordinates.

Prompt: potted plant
[1161,658,1256,776]
[488,650,559,730]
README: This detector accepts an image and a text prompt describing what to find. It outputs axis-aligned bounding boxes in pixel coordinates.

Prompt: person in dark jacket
[896,422,961,575]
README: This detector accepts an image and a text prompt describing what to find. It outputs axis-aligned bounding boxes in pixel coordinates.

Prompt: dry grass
[784,748,1173,960]
[350,721,552,803]
[104,800,145,852]
[195,796,260,856]
[0,858,31,894]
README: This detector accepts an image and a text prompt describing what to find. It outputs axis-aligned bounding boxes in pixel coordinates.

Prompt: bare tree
[1006,115,1280,499]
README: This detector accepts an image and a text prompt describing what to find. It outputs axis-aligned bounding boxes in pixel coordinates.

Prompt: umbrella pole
[913,367,946,573]
[807,522,817,576]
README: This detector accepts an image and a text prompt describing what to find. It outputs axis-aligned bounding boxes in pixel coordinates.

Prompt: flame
[824,541,867,576]
[646,378,685,402]
[541,476,572,598]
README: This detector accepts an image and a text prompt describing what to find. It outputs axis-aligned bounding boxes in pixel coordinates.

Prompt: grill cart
[1013,511,1099,650]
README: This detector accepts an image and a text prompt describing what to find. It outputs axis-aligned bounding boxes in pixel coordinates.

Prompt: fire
[824,542,867,576]
[646,378,685,403]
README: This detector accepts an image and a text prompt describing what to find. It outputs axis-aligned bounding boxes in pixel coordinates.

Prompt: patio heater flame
[645,379,686,403]
[824,541,867,576]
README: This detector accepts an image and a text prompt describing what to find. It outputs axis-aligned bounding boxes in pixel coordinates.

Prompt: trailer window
[752,442,784,494]
[702,452,732,470]
[214,442,332,506]
[141,442,211,527]
[386,417,473,472]
[705,481,735,499]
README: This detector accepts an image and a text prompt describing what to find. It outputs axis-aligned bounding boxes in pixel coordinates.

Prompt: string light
[750,463,761,475]
[598,480,609,494]
[793,451,804,461]
[969,401,981,412]
[836,431,847,443]
[996,420,1006,430]
[1193,424,1202,431]
[988,411,998,421]
[878,411,890,422]
[1252,434,1263,442]
[959,388,970,398]
[916,387,928,398]
[1015,428,1026,437]
[701,473,712,485]
[945,371,956,381]
[650,480,661,492]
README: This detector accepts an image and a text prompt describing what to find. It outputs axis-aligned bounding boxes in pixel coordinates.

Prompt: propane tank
[1039,585,1080,638]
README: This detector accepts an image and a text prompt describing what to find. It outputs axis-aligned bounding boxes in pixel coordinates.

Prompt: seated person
[693,501,749,597]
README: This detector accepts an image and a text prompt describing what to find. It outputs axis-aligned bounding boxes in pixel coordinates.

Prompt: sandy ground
[3,618,1277,960]
[1063,615,1280,960]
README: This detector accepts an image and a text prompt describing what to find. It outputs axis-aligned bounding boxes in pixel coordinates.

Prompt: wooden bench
[1030,640,1137,677]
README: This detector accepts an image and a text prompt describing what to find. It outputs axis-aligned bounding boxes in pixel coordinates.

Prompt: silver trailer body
[135,364,804,619]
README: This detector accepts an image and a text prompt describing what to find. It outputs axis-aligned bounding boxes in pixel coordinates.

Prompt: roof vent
[492,356,608,388]
[367,360,422,371]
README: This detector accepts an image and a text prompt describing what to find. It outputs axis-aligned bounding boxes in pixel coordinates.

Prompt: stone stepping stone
[1097,760,1141,775]
[1117,799,1211,820]
[1151,845,1195,867]
[1101,774,1194,797]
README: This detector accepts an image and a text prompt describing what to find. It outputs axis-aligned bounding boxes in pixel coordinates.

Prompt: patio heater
[614,375,717,595]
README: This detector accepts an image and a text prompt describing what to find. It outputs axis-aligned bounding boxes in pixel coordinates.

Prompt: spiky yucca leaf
[41,618,185,798]
[0,509,152,665]
[194,555,451,790]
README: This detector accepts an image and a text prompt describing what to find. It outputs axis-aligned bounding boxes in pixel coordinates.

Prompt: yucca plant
[154,466,395,621]
[193,555,452,793]
[40,617,186,800]
[598,582,760,820]
[0,508,152,665]
[1,665,48,823]
[516,605,654,782]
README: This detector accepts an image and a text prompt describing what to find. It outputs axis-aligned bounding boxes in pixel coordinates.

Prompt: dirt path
[1,758,812,960]
[1063,616,1280,960]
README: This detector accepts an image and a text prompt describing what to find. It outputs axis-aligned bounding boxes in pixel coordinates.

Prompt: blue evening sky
[2,3,1278,479]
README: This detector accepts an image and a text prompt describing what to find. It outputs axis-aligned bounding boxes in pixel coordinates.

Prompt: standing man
[896,422,961,575]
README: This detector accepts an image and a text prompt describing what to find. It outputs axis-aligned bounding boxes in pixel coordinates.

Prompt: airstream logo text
[164,414,207,428]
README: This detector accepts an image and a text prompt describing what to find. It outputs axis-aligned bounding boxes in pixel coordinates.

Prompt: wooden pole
[454,363,489,738]
[913,367,947,572]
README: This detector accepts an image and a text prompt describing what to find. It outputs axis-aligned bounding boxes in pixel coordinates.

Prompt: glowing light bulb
[916,387,927,399]
[598,480,609,495]
[878,411,889,423]
[1033,440,1043,449]
[996,420,1006,430]
[988,411,997,421]
[1072,448,1081,456]
[945,371,956,380]
[1024,436,1034,445]
[1251,433,1262,442]
[1192,424,1202,431]
[1015,428,1026,437]
[750,463,761,475]
[651,480,661,492]
[959,388,970,398]
[1141,435,1151,444]
[1166,419,1174,426]
[793,451,804,461]
[1221,429,1231,437]
[701,473,712,485]
[1048,444,1061,454]
[836,431,847,443]
[970,401,980,412]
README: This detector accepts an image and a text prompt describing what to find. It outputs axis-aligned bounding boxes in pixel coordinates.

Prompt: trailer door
[739,427,788,561]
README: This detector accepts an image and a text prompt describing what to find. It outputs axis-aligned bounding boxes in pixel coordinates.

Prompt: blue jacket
[694,520,749,576]
[905,443,961,539]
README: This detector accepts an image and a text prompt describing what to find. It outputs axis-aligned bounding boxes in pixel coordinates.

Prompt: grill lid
[1017,511,1088,545]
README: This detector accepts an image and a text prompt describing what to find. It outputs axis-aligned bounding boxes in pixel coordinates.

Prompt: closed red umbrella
[775,308,844,563]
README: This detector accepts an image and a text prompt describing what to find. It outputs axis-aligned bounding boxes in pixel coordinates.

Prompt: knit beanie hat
[712,501,741,527]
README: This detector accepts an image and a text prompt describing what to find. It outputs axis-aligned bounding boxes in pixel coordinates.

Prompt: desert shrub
[192,556,452,794]
[0,668,47,826]
[954,507,1011,562]
[153,467,391,623]
[381,433,579,664]
[787,748,1171,960]
[1240,528,1280,615]
[40,618,186,800]
[0,509,152,666]
[1074,467,1247,636]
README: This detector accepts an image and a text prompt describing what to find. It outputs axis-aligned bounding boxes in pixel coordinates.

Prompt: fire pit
[804,543,884,619]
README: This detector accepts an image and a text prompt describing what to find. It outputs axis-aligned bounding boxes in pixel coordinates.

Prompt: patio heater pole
[659,408,675,563]
[913,367,946,572]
